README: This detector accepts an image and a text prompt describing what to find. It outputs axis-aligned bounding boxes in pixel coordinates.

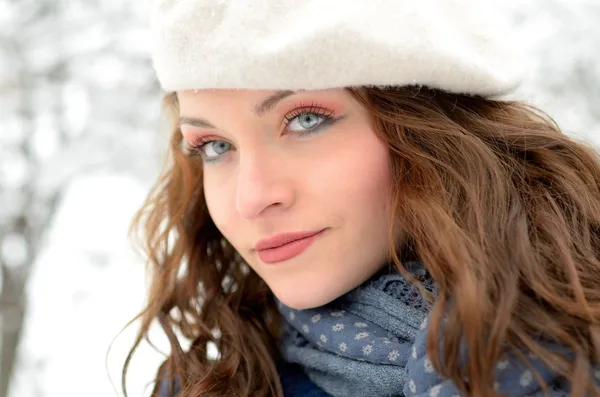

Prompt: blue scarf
[277,262,582,397]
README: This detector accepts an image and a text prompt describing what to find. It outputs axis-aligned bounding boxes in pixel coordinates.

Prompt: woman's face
[178,88,394,309]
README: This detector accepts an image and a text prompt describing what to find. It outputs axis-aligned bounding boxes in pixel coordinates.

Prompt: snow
[31,113,60,161]
[7,174,170,397]
[62,82,91,138]
[0,0,15,25]
[0,151,29,189]
[2,1,599,397]
[0,234,29,270]
[90,55,128,90]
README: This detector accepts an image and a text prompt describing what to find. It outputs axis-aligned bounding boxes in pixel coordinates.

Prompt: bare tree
[0,0,598,396]
[0,1,161,396]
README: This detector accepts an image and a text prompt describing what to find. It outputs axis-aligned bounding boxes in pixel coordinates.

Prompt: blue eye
[203,141,231,158]
[188,139,232,162]
[287,113,325,132]
[187,106,338,162]
[284,107,336,135]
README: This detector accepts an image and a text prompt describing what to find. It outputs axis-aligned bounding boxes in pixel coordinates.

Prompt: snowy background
[0,1,599,397]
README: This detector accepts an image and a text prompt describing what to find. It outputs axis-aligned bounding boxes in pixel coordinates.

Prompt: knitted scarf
[277,262,577,397]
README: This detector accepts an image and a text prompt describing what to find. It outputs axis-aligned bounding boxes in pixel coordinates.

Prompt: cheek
[355,149,392,197]
[203,172,234,238]
[311,131,392,207]
[353,152,393,223]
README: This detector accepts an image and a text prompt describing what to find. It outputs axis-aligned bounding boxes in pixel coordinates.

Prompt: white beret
[150,0,526,97]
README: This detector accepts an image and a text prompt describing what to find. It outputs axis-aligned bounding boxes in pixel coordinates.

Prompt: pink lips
[254,229,325,264]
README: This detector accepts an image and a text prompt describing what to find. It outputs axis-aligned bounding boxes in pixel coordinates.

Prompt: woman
[122,1,600,396]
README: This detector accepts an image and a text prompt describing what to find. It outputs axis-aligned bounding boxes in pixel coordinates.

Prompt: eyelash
[186,103,336,160]
[282,103,336,129]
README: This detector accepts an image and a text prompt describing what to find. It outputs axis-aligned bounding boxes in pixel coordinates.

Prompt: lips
[254,230,325,250]
[254,229,325,264]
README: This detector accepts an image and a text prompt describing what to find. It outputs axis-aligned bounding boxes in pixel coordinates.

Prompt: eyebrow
[179,89,299,128]
[253,89,297,116]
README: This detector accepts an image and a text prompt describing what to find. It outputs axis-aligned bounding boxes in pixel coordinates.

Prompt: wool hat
[150,0,526,97]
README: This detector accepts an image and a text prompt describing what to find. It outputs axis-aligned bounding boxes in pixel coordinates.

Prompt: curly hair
[122,86,600,397]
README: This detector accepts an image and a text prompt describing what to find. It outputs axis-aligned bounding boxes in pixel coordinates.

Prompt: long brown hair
[122,86,600,397]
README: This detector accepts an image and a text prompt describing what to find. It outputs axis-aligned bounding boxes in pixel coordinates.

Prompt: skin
[177,88,395,310]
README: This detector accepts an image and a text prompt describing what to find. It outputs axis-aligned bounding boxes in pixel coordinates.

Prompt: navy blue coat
[156,362,331,397]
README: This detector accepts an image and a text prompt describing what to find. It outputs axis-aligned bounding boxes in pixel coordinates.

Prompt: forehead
[178,88,280,103]
[177,88,351,112]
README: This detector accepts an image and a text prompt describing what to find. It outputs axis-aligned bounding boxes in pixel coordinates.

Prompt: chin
[276,295,329,311]
[272,283,348,311]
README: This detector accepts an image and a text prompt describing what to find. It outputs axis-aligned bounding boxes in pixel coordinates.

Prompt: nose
[235,151,295,219]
